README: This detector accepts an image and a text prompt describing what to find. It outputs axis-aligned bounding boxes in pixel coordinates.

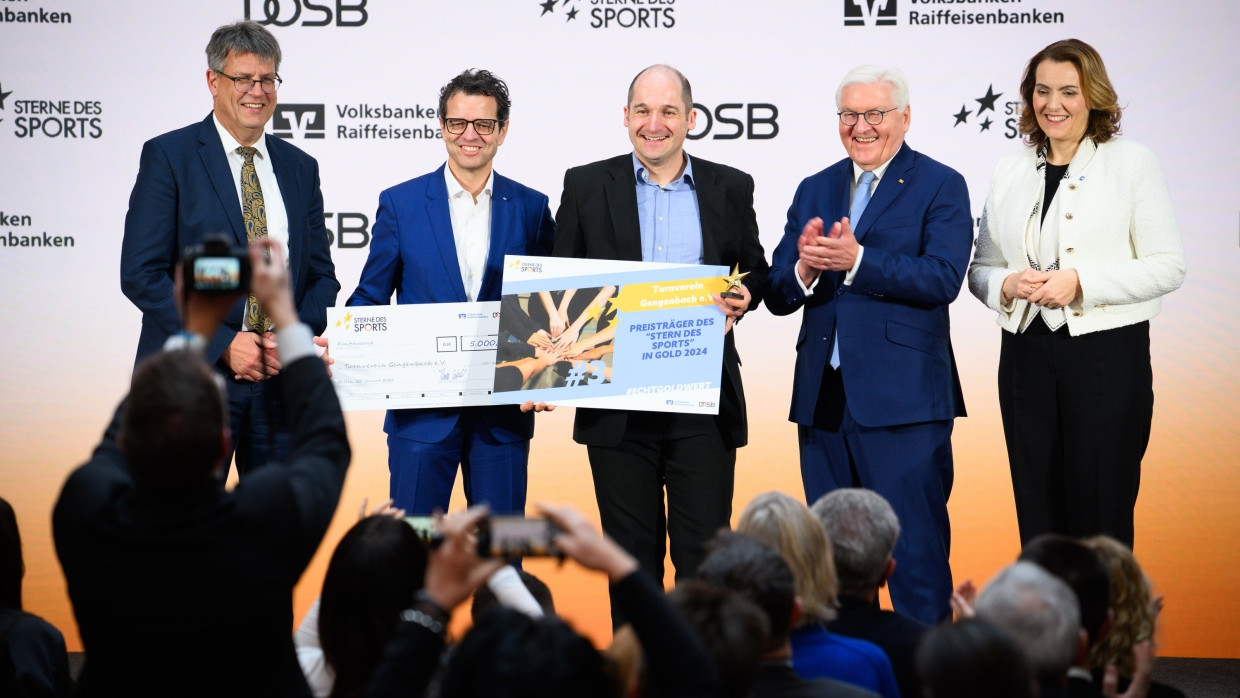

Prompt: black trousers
[998,318,1153,547]
[587,411,735,625]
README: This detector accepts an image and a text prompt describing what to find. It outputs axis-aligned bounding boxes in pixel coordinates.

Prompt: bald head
[627,64,692,113]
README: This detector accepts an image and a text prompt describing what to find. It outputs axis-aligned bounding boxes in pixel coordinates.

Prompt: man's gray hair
[811,489,900,599]
[975,562,1081,680]
[835,65,909,110]
[206,20,282,73]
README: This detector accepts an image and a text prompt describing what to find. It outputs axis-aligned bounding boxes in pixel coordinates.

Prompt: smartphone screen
[480,516,559,558]
[403,516,440,547]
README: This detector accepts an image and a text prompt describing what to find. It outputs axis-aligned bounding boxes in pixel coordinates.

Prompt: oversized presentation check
[492,255,736,414]
[324,303,501,411]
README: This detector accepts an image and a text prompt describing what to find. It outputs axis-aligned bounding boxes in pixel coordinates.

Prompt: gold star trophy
[720,265,749,300]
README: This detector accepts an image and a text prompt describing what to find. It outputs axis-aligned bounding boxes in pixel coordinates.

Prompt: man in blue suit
[120,21,339,477]
[765,65,972,625]
[347,70,555,515]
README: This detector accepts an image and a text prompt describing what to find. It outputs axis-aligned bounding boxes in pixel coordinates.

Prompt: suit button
[1065,213,1074,220]
[1066,247,1075,253]
[1068,183,1076,190]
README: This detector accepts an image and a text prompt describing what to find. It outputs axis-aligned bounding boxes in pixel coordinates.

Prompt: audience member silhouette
[915,617,1036,698]
[0,497,71,698]
[975,562,1081,698]
[1085,536,1183,698]
[812,488,928,698]
[697,531,878,698]
[666,580,770,698]
[737,492,898,697]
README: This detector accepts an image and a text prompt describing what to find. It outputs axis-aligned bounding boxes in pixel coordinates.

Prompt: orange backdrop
[8,299,1237,658]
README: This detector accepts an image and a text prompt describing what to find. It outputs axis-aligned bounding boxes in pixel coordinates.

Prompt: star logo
[0,82,11,110]
[539,0,581,20]
[950,82,1017,140]
[975,84,1002,114]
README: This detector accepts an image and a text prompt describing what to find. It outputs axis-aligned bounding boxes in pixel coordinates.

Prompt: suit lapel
[197,117,246,246]
[265,135,305,286]
[824,163,852,288]
[1067,136,1098,176]
[427,165,469,301]
[479,173,512,301]
[853,143,914,244]
[694,159,724,265]
[829,163,851,229]
[605,158,643,262]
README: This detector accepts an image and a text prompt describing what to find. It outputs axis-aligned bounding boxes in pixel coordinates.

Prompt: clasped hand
[1003,268,1080,310]
[797,216,860,287]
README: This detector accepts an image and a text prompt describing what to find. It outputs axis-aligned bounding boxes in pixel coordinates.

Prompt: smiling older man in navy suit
[121,21,339,478]
[347,70,554,516]
[765,65,972,625]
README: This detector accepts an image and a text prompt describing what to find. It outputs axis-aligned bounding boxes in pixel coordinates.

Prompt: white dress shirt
[213,115,290,263]
[444,165,494,302]
[213,115,291,332]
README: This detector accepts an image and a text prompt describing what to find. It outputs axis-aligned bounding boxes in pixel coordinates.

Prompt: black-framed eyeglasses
[837,108,898,126]
[216,71,282,94]
[442,118,500,136]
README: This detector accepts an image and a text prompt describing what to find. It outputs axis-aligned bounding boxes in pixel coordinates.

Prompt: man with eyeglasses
[120,20,339,478]
[553,65,768,622]
[764,65,973,626]
[346,69,554,516]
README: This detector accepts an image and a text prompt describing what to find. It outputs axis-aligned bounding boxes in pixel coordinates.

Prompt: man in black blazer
[54,242,350,697]
[553,65,768,608]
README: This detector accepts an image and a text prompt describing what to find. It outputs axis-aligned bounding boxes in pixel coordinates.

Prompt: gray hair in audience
[835,64,910,110]
[206,20,283,73]
[975,561,1081,680]
[811,488,900,599]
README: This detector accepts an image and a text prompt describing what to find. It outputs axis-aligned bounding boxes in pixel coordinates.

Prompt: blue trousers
[224,376,289,478]
[387,412,529,516]
[799,371,955,625]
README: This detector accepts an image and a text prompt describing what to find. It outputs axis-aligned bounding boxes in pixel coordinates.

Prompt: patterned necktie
[831,170,877,370]
[238,146,272,333]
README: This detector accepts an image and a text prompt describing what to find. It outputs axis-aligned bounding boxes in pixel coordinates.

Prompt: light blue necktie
[830,170,876,370]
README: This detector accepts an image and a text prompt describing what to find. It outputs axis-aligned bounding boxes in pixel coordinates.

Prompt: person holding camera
[54,239,350,697]
[120,20,340,478]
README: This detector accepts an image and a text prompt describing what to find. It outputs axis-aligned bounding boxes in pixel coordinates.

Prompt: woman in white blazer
[968,39,1185,548]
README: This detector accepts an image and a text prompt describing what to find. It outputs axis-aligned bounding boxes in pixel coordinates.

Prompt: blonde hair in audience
[737,492,839,625]
[1085,535,1156,677]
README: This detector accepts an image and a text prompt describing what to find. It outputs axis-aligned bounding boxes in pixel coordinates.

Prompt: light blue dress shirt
[633,153,703,264]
